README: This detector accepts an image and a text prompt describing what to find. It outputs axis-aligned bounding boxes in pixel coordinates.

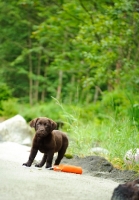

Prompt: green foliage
[0,84,11,110]
[128,103,139,129]
[1,0,139,103]
[20,102,63,122]
[100,89,130,116]
[0,99,19,118]
[0,84,11,101]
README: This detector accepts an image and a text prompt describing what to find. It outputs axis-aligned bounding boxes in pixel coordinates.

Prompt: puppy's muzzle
[36,128,46,136]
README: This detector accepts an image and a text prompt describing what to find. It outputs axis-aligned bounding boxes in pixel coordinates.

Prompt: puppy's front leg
[23,147,38,167]
[46,151,54,168]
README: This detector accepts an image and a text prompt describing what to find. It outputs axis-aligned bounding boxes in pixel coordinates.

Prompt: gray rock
[0,115,33,145]
[90,147,109,156]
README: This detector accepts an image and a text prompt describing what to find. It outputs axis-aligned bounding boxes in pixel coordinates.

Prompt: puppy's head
[29,117,57,137]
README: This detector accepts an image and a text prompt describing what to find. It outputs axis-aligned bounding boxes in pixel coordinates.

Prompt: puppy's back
[111,179,139,200]
[52,130,68,151]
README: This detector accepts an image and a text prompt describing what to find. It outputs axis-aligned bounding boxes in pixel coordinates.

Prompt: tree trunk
[41,90,45,102]
[28,37,33,106]
[56,70,63,100]
[115,60,121,85]
[34,53,41,103]
[69,75,75,103]
[93,86,102,103]
[41,65,47,102]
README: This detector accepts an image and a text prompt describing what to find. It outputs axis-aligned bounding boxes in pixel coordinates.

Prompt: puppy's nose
[37,126,45,131]
[39,128,45,131]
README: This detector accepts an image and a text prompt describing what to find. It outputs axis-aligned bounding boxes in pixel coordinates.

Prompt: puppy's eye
[44,123,47,127]
[37,123,41,126]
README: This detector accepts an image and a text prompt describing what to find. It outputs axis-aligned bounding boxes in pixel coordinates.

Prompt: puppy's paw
[35,164,42,168]
[46,164,52,168]
[22,163,31,167]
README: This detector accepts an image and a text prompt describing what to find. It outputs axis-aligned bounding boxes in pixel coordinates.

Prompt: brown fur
[23,117,69,168]
[111,179,139,200]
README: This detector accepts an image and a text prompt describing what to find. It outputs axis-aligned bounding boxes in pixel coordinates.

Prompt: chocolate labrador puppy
[111,179,139,200]
[23,117,69,168]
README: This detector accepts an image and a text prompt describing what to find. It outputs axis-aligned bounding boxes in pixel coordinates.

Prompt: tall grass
[52,98,139,171]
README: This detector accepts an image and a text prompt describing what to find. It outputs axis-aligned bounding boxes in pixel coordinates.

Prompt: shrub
[0,98,19,118]
[101,89,130,116]
[0,84,11,101]
[0,84,11,110]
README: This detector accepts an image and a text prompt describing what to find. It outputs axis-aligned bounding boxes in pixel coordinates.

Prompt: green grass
[66,116,139,171]
[52,100,139,171]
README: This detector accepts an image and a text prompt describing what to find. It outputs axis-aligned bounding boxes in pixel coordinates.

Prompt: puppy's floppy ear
[48,119,57,131]
[29,118,39,129]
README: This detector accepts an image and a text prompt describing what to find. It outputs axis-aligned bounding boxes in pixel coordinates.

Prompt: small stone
[124,148,139,165]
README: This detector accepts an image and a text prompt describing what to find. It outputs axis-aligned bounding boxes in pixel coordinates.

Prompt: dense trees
[0,0,139,105]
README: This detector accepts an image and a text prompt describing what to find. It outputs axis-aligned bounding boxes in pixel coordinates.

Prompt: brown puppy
[111,179,139,200]
[23,117,69,168]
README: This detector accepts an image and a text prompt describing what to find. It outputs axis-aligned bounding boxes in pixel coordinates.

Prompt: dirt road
[0,142,118,200]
